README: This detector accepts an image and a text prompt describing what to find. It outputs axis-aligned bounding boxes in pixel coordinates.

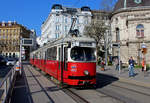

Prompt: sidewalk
[97,65,150,88]
[11,64,76,103]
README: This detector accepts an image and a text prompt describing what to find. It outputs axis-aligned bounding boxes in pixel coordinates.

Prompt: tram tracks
[30,65,89,103]
[62,88,89,103]
[96,76,150,103]
[111,81,150,96]
[29,64,126,103]
[29,64,150,103]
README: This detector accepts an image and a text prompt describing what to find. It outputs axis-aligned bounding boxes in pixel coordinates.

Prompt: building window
[65,26,67,32]
[6,35,8,39]
[116,28,120,42]
[56,25,60,30]
[6,29,8,34]
[65,18,67,23]
[115,18,118,24]
[13,53,15,57]
[77,19,79,24]
[14,29,16,33]
[136,24,144,38]
[134,0,141,4]
[56,17,59,22]
[3,35,5,39]
[55,33,59,38]
[84,19,88,24]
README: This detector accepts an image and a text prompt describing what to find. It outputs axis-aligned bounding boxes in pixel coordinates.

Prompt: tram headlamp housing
[92,42,96,47]
[84,70,89,76]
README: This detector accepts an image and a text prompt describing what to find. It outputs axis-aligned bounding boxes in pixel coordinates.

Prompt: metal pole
[61,44,64,85]
[105,31,108,66]
[19,38,22,75]
[118,44,121,74]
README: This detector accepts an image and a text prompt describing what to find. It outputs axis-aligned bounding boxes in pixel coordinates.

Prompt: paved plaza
[97,65,150,88]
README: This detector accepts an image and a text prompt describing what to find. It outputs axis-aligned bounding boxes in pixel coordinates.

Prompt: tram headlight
[84,70,89,76]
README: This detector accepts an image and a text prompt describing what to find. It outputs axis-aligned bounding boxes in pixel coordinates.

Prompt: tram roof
[32,36,96,53]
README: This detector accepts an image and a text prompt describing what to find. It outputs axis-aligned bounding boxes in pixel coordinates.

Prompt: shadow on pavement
[10,67,34,103]
[96,73,119,89]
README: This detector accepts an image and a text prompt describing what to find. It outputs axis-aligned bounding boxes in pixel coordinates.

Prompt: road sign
[112,43,120,47]
[22,38,33,46]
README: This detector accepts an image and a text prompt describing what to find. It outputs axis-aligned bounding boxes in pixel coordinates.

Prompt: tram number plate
[71,65,77,72]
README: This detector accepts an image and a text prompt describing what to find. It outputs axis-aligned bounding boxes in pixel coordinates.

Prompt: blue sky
[0,0,117,36]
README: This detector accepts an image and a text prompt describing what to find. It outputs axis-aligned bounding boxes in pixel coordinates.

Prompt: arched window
[116,28,120,42]
[136,24,144,38]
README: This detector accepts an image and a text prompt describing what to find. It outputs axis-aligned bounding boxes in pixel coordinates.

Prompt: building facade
[111,0,150,64]
[30,29,38,52]
[38,4,92,46]
[0,21,31,58]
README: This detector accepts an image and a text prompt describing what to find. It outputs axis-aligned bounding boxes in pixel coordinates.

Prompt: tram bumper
[78,81,91,85]
[68,75,96,86]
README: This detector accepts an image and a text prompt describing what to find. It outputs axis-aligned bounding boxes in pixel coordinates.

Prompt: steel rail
[96,75,150,97]
[96,75,150,103]
[30,64,89,103]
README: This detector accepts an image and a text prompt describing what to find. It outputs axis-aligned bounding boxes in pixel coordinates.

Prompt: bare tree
[84,20,109,53]
[100,0,117,11]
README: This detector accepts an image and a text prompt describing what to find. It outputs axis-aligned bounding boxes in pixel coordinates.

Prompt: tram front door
[58,45,68,84]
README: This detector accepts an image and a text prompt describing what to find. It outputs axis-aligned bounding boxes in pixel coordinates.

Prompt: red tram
[30,37,96,86]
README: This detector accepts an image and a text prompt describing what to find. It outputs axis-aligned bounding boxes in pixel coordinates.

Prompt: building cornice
[112,6,150,16]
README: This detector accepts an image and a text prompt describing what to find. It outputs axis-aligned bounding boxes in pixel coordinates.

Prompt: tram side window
[47,47,57,60]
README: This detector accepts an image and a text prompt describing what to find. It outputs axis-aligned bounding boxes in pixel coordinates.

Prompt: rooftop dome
[51,4,62,10]
[114,0,150,12]
[81,6,91,11]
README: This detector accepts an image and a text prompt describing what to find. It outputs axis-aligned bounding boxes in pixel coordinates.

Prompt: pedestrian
[101,59,105,71]
[143,59,147,75]
[128,56,135,77]
[115,58,119,70]
[141,58,145,72]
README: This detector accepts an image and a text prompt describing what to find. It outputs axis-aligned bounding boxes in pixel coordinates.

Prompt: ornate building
[111,0,150,64]
[38,4,92,46]
[0,21,31,58]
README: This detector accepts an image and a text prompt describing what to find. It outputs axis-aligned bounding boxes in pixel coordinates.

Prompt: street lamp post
[19,37,22,75]
[105,31,108,66]
[118,43,121,74]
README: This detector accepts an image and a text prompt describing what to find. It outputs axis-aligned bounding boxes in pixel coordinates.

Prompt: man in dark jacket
[128,56,135,77]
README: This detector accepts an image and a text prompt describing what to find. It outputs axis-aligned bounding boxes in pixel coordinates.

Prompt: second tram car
[30,36,96,86]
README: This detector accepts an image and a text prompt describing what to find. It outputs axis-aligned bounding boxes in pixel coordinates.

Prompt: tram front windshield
[71,47,96,61]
